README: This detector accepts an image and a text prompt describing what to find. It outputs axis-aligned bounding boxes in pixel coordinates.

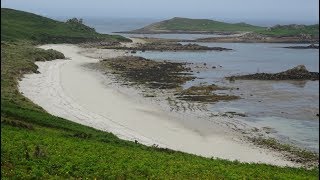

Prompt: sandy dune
[19,44,296,167]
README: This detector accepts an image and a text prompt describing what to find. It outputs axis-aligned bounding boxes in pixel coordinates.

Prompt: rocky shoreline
[182,32,319,43]
[89,56,239,103]
[115,30,240,35]
[227,65,319,81]
[92,56,195,89]
[82,41,232,51]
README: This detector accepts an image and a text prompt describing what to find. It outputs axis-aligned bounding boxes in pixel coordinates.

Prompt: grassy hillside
[1,9,319,178]
[129,17,319,38]
[131,17,265,33]
[1,8,130,43]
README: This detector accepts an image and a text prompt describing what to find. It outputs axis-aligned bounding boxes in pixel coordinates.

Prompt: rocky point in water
[227,65,319,81]
[283,44,319,49]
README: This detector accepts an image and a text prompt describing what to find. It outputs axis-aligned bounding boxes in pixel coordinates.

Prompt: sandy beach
[18,44,298,167]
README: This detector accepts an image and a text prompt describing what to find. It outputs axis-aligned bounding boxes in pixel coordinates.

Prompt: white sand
[19,44,297,167]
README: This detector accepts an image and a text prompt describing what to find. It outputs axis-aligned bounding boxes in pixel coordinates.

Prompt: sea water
[135,43,319,152]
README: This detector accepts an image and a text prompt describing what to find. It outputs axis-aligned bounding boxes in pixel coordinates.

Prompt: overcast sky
[2,0,319,25]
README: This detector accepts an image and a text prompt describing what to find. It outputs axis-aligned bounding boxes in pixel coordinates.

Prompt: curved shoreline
[18,44,297,167]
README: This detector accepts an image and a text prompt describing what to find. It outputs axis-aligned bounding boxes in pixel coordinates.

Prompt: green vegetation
[133,17,265,33]
[251,138,319,165]
[1,8,131,43]
[1,8,319,178]
[257,24,319,37]
[132,17,319,38]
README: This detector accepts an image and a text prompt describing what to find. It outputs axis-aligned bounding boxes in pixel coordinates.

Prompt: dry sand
[19,44,297,167]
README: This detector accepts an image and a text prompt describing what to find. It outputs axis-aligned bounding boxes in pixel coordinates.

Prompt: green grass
[1,9,319,179]
[138,17,265,32]
[257,24,319,37]
[1,8,131,43]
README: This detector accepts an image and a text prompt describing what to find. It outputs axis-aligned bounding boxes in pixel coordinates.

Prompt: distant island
[119,17,319,43]
[119,17,265,34]
[117,17,265,34]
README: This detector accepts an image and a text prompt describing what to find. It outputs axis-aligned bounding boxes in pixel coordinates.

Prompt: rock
[131,50,137,53]
[262,126,277,134]
[227,65,319,81]
[100,41,232,52]
[229,76,235,82]
[283,44,319,49]
[98,56,195,89]
[177,85,239,103]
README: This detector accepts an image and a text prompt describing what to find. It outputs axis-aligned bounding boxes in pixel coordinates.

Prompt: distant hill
[1,8,130,43]
[122,17,319,38]
[123,17,266,34]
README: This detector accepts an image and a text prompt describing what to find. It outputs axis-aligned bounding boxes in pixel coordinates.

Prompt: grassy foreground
[1,9,319,179]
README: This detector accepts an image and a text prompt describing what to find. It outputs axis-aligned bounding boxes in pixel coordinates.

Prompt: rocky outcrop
[101,42,232,51]
[283,44,319,49]
[95,56,195,89]
[80,41,121,48]
[175,85,239,103]
[194,32,319,43]
[227,65,319,81]
[91,56,239,104]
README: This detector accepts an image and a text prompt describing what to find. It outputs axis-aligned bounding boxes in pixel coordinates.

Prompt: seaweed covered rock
[227,65,319,81]
[175,85,239,103]
[92,56,240,104]
[97,56,195,89]
[100,42,232,51]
